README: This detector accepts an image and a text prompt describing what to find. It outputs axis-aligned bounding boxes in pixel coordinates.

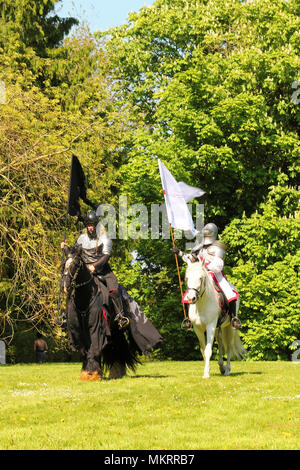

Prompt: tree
[0,15,130,348]
[103,0,299,223]
[221,182,299,360]
[0,0,77,55]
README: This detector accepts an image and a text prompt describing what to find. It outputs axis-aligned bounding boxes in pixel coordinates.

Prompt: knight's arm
[205,256,224,273]
[61,242,70,256]
[172,246,197,264]
[93,254,110,269]
[92,234,112,270]
[204,242,226,273]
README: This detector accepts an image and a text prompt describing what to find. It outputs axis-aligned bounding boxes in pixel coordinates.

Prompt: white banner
[158,159,204,235]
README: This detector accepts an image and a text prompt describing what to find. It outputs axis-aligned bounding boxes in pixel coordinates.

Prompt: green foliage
[103,0,299,223]
[0,0,78,54]
[0,3,130,346]
[222,184,300,359]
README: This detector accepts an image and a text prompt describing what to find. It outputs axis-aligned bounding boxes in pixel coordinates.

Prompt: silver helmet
[202,223,218,245]
[84,211,99,226]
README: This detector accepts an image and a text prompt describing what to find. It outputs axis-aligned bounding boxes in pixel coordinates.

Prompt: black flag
[67,155,96,219]
[57,155,96,324]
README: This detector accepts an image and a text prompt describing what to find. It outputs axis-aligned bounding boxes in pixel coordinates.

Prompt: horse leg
[224,350,231,376]
[193,325,206,361]
[68,315,98,381]
[217,328,226,375]
[221,324,232,376]
[80,314,102,381]
[80,353,91,380]
[203,323,216,379]
[80,354,102,381]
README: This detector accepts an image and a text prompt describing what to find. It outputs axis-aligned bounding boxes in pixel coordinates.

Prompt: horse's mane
[185,261,206,278]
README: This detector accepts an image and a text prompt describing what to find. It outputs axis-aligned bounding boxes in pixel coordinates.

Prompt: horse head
[62,245,85,293]
[185,261,207,304]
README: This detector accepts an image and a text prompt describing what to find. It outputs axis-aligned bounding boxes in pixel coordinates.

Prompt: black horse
[61,244,162,380]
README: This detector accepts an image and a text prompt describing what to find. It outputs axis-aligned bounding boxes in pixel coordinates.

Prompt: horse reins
[66,258,93,290]
[187,276,206,303]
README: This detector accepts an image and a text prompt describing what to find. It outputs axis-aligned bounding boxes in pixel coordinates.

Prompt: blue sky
[55,0,154,32]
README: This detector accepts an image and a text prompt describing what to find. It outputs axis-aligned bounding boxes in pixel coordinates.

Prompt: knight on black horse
[61,210,162,381]
[62,210,129,329]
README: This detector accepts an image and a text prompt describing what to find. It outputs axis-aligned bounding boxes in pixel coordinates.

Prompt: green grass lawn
[0,360,299,450]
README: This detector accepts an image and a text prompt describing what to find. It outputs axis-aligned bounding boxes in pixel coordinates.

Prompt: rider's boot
[228,300,242,329]
[110,291,130,329]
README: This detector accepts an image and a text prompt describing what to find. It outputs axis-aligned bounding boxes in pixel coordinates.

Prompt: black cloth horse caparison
[63,245,162,377]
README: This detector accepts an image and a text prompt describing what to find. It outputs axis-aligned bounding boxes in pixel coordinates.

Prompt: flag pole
[158,159,204,329]
[56,156,73,326]
[170,225,188,321]
[56,190,70,324]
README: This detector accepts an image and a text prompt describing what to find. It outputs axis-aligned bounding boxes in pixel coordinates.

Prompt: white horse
[185,261,245,378]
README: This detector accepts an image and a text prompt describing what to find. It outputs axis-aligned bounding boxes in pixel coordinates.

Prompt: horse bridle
[64,256,93,291]
[187,276,206,304]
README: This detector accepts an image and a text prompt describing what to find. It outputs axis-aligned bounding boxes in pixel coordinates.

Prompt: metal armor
[190,223,219,256]
[201,241,226,275]
[76,223,112,264]
[202,223,218,245]
[206,240,226,260]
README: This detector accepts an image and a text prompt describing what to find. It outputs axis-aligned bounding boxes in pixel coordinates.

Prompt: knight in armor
[173,223,242,329]
[61,210,129,329]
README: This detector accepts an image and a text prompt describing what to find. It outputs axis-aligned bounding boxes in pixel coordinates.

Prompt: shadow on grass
[128,374,171,379]
[211,371,263,377]
[100,374,171,381]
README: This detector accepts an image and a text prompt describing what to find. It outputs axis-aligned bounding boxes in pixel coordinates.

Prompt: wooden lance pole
[170,225,188,321]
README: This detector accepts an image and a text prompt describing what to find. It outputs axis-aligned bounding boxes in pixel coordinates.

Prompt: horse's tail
[101,326,141,374]
[222,326,246,360]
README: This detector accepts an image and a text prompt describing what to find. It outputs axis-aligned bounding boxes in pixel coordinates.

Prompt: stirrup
[181,318,193,330]
[231,317,242,329]
[115,313,130,329]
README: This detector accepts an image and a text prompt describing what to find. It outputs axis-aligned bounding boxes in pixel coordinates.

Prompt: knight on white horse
[173,223,242,329]
[184,260,245,378]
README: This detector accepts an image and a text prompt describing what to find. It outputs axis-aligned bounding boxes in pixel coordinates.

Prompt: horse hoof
[79,370,89,381]
[89,371,102,381]
[80,370,101,381]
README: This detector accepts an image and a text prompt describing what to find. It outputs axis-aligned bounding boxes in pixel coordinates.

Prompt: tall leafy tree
[0,0,77,55]
[222,182,299,359]
[103,0,299,222]
[0,5,129,350]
